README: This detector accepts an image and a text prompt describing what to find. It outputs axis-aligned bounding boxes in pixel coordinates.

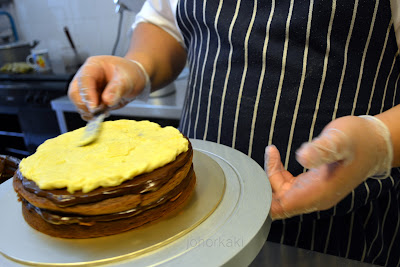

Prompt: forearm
[124,22,187,91]
[375,104,400,167]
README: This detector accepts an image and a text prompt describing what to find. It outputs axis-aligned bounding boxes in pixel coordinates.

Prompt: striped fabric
[176,0,400,265]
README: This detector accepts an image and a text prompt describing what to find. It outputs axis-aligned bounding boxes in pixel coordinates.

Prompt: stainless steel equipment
[111,0,146,55]
[0,40,39,67]
[0,11,40,66]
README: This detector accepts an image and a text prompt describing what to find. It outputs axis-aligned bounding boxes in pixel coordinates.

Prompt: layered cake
[13,120,196,238]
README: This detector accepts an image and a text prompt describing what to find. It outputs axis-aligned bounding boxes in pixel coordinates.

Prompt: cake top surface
[19,120,189,193]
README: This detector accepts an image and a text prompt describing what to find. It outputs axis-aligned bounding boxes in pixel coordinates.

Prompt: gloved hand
[265,115,393,220]
[68,55,150,120]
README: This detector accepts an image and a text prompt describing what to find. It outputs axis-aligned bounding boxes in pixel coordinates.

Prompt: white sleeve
[391,0,400,50]
[132,0,185,47]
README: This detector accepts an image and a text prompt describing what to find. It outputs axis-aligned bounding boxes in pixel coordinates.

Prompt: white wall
[10,0,144,73]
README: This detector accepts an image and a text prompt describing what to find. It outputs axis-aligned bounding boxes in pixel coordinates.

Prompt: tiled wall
[10,0,144,73]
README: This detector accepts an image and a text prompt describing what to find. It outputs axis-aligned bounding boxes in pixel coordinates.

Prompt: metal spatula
[78,106,109,146]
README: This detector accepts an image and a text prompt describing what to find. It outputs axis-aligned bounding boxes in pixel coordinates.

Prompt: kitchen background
[0,0,187,158]
[1,0,143,72]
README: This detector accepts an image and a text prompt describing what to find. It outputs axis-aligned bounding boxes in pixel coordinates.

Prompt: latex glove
[265,115,393,220]
[68,55,150,121]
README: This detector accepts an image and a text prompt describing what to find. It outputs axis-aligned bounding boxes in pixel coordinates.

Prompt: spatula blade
[77,113,107,146]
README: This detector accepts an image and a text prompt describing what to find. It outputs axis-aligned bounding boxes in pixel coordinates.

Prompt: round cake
[13,120,196,239]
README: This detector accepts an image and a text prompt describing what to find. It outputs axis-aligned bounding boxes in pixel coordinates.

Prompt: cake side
[20,172,196,238]
[13,144,193,215]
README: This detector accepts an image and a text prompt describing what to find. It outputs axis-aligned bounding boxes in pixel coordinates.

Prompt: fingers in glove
[102,65,135,107]
[265,145,318,219]
[68,77,93,120]
[265,146,298,219]
[295,128,354,169]
[265,145,292,189]
[68,58,105,118]
[269,164,339,220]
[265,145,306,219]
[268,115,393,220]
[266,145,355,220]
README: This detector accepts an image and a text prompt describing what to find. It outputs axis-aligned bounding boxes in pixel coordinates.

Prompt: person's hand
[68,55,149,120]
[265,115,393,220]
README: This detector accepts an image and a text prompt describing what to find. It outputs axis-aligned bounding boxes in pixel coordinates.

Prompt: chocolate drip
[25,166,194,225]
[18,144,192,207]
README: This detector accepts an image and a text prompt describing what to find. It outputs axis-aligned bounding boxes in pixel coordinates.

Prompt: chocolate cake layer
[17,143,192,207]
[13,155,193,216]
[21,172,196,238]
[24,166,194,226]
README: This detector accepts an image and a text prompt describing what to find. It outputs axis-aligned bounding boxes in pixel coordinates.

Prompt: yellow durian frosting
[19,120,189,193]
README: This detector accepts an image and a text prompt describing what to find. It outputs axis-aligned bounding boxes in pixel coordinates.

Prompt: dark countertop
[250,241,377,267]
[0,72,74,82]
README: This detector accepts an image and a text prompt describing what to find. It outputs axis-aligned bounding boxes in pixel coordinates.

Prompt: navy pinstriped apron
[176,0,400,265]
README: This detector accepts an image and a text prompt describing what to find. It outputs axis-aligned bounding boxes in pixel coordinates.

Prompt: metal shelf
[0,130,24,138]
[4,147,29,156]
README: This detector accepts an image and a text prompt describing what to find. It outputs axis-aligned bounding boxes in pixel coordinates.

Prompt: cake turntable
[0,140,272,266]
